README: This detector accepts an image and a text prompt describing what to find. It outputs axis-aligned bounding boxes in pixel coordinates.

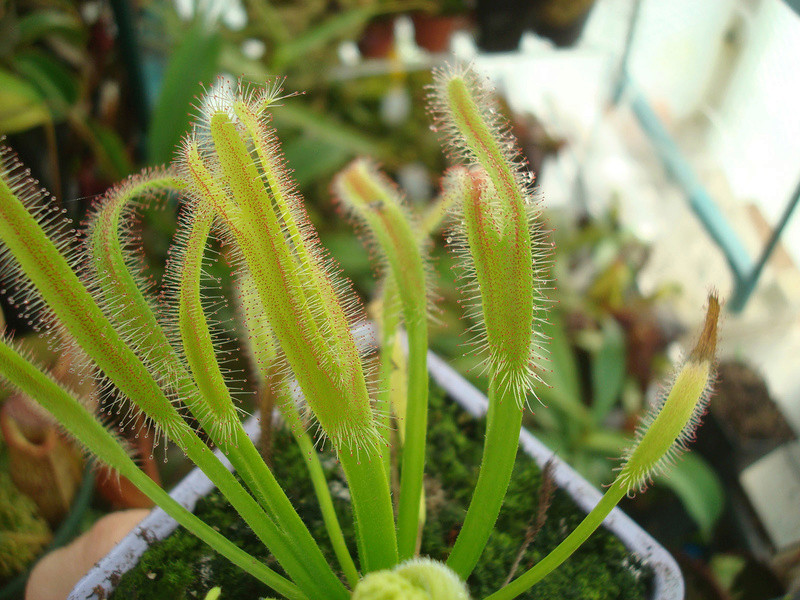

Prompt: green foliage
[0,1,133,182]
[589,318,627,424]
[0,473,52,581]
[146,20,221,165]
[0,4,84,134]
[0,69,52,133]
[0,65,720,600]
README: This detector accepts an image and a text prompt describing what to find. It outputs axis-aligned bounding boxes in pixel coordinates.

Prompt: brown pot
[412,12,473,53]
[358,17,395,59]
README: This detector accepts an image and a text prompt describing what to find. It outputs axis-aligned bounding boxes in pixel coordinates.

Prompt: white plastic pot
[70,351,683,600]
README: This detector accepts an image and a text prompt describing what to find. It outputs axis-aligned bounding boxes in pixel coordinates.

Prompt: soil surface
[110,385,651,599]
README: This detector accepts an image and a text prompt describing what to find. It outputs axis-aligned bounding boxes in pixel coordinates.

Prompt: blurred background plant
[0,1,134,201]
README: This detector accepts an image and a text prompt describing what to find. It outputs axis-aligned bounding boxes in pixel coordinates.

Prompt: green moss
[111,385,649,599]
[420,391,649,600]
[0,473,52,582]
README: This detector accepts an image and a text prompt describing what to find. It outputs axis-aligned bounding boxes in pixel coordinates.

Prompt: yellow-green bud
[353,559,470,600]
[354,572,429,600]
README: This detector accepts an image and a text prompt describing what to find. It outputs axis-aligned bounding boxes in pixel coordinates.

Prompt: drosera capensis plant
[0,65,720,599]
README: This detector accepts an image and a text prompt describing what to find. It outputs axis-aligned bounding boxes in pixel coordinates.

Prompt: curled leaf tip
[689,292,720,363]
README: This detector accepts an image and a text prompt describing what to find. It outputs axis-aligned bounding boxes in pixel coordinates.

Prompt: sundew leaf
[430,65,550,580]
[333,159,430,560]
[179,81,397,571]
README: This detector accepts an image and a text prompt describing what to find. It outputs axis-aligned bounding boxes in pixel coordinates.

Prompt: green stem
[226,439,351,599]
[161,414,342,600]
[282,403,360,587]
[133,468,306,600]
[238,272,359,586]
[376,278,401,479]
[396,313,428,561]
[0,339,305,600]
[338,449,398,572]
[486,479,627,600]
[446,378,523,579]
